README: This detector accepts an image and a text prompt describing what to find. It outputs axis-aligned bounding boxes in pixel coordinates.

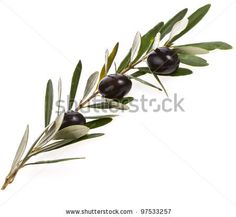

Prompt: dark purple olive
[147,47,180,75]
[98,74,132,99]
[60,111,86,130]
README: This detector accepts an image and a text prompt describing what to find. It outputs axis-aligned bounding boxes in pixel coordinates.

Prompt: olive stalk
[1,158,29,190]
[1,129,51,190]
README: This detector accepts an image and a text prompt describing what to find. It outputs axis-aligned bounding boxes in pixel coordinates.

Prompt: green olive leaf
[117,51,131,74]
[105,49,109,75]
[57,78,62,115]
[82,71,99,100]
[25,119,60,156]
[152,73,168,97]
[40,133,105,153]
[136,67,151,72]
[131,32,142,62]
[117,22,164,73]
[130,67,151,78]
[169,4,211,44]
[135,22,164,61]
[68,60,82,110]
[175,41,232,51]
[37,113,65,147]
[45,79,53,127]
[77,133,105,142]
[24,157,85,167]
[178,54,209,66]
[160,8,188,40]
[85,114,118,119]
[168,18,189,42]
[152,32,161,50]
[85,118,112,129]
[130,70,148,78]
[129,75,162,91]
[174,46,209,55]
[54,125,89,140]
[99,43,119,81]
[10,125,29,172]
[168,68,193,76]
[115,97,134,104]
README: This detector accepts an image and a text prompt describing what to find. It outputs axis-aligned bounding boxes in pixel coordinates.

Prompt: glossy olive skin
[147,47,180,75]
[60,111,86,130]
[98,74,132,99]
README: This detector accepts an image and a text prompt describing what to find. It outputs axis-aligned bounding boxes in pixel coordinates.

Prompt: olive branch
[1,4,232,190]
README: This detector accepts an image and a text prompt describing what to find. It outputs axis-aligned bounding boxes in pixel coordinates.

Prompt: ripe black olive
[147,47,180,75]
[98,74,132,99]
[60,111,86,130]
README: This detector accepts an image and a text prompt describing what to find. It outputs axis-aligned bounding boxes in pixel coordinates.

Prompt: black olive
[147,47,180,75]
[98,74,132,99]
[60,111,86,130]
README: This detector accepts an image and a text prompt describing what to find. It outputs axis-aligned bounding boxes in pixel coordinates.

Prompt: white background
[0,0,235,216]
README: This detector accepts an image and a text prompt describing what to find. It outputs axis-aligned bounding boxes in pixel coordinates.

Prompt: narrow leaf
[54,125,89,140]
[152,73,168,97]
[134,22,164,63]
[68,60,82,110]
[99,43,119,81]
[85,114,118,119]
[24,157,85,167]
[168,18,189,41]
[131,32,141,62]
[11,125,29,171]
[82,71,99,100]
[105,49,109,75]
[117,52,131,74]
[178,54,209,66]
[37,113,65,147]
[136,67,151,72]
[45,80,53,127]
[57,78,62,116]
[130,70,147,78]
[152,32,161,50]
[160,8,188,40]
[167,68,193,76]
[129,75,162,91]
[85,118,112,129]
[39,139,73,153]
[115,97,134,104]
[130,67,151,78]
[169,4,211,43]
[174,46,209,55]
[176,41,232,51]
[41,133,104,153]
[117,22,164,73]
[26,122,55,155]
[76,133,105,142]
[109,101,129,110]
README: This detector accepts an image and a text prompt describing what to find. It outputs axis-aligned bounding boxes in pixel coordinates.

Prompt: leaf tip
[225,44,233,50]
[115,42,119,48]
